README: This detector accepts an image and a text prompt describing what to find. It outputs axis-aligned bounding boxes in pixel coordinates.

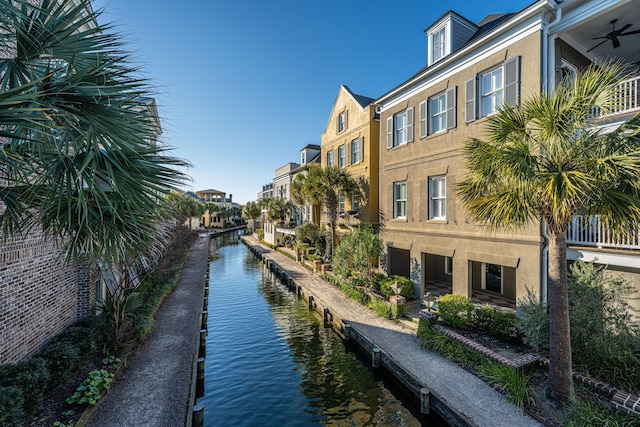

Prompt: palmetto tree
[291,164,363,259]
[0,0,189,263]
[457,61,640,404]
[265,197,293,224]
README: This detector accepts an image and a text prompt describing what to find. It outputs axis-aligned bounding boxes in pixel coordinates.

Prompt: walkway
[86,234,209,427]
[243,235,541,427]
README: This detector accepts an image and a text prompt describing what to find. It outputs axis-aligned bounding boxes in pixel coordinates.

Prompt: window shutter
[344,110,348,130]
[504,56,520,107]
[360,137,364,163]
[406,106,414,143]
[465,77,476,123]
[419,100,427,138]
[406,181,412,220]
[420,179,428,220]
[446,86,457,129]
[345,142,351,166]
[387,116,393,148]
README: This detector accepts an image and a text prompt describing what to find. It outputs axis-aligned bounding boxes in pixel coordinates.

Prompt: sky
[93,0,534,205]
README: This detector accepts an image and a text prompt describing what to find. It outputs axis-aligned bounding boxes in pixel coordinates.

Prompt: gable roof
[343,85,375,108]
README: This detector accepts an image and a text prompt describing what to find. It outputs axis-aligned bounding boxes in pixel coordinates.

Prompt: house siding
[378,27,544,306]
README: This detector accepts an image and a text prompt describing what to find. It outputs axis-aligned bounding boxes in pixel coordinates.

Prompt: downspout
[539,1,562,306]
[542,2,563,95]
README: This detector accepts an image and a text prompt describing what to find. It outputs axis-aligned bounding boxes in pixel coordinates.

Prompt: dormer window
[425,12,478,67]
[431,25,447,63]
[301,151,306,165]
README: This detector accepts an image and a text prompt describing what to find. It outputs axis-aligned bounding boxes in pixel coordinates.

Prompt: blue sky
[94,0,534,204]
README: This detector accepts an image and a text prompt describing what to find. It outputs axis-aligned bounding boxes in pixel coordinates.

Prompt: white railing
[590,75,640,119]
[566,216,640,250]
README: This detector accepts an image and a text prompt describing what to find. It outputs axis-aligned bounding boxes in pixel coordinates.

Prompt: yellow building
[321,85,380,232]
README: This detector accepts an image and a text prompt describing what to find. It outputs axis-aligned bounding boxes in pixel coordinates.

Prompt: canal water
[200,232,444,426]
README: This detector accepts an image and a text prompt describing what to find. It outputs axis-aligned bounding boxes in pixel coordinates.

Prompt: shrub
[473,305,522,343]
[379,276,414,300]
[437,294,474,328]
[49,326,97,355]
[256,229,264,240]
[518,260,640,391]
[38,341,82,387]
[0,358,48,416]
[0,386,24,427]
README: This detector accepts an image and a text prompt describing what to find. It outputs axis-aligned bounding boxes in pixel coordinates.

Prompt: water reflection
[203,236,433,426]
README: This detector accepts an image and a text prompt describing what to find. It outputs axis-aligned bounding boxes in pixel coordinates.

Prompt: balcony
[566,216,640,250]
[589,75,640,120]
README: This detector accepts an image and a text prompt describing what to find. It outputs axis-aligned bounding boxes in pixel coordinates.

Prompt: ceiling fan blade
[618,23,633,33]
[612,36,621,48]
[621,29,640,36]
[587,39,608,52]
[591,36,608,40]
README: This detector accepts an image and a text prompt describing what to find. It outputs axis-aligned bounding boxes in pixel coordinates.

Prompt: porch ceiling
[558,1,640,67]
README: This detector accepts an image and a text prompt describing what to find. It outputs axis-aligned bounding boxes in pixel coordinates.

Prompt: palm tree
[265,197,293,225]
[0,0,189,263]
[292,164,363,259]
[457,61,640,404]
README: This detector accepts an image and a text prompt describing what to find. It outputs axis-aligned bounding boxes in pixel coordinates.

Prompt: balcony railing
[566,216,640,250]
[590,75,640,119]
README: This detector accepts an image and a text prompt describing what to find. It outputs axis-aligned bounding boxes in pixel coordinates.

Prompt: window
[326,150,334,167]
[350,138,360,164]
[393,182,407,219]
[337,111,347,133]
[445,256,453,275]
[339,192,345,213]
[301,151,306,165]
[483,263,502,293]
[429,176,446,220]
[352,193,359,212]
[480,67,503,117]
[419,87,457,138]
[466,57,520,123]
[432,26,446,63]
[429,94,446,134]
[386,107,414,148]
[338,145,345,168]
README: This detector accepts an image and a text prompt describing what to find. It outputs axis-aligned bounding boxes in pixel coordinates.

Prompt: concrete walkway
[243,235,541,427]
[86,234,209,427]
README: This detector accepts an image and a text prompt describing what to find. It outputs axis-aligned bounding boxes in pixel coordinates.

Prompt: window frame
[429,175,446,220]
[326,150,334,167]
[431,25,446,63]
[350,138,360,164]
[337,111,347,133]
[479,66,504,118]
[339,192,345,213]
[466,57,520,123]
[393,181,407,219]
[351,192,359,212]
[482,263,503,294]
[429,93,447,135]
[386,107,414,148]
[445,256,453,275]
[338,145,345,168]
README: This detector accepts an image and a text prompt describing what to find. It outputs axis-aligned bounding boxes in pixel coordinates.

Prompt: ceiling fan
[587,19,640,52]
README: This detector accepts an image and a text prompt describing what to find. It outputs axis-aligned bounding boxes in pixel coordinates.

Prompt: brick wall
[0,230,96,364]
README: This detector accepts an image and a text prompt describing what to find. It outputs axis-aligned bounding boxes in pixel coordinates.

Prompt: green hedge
[379,275,414,300]
[0,386,24,427]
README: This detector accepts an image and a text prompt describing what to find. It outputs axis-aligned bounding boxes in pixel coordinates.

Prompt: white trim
[378,18,542,111]
[567,248,640,270]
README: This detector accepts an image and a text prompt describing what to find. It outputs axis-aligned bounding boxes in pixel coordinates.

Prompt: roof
[343,85,375,108]
[302,144,321,151]
[196,188,225,194]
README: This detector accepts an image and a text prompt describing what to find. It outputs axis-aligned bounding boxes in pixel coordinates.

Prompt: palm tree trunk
[326,194,338,260]
[546,230,574,404]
